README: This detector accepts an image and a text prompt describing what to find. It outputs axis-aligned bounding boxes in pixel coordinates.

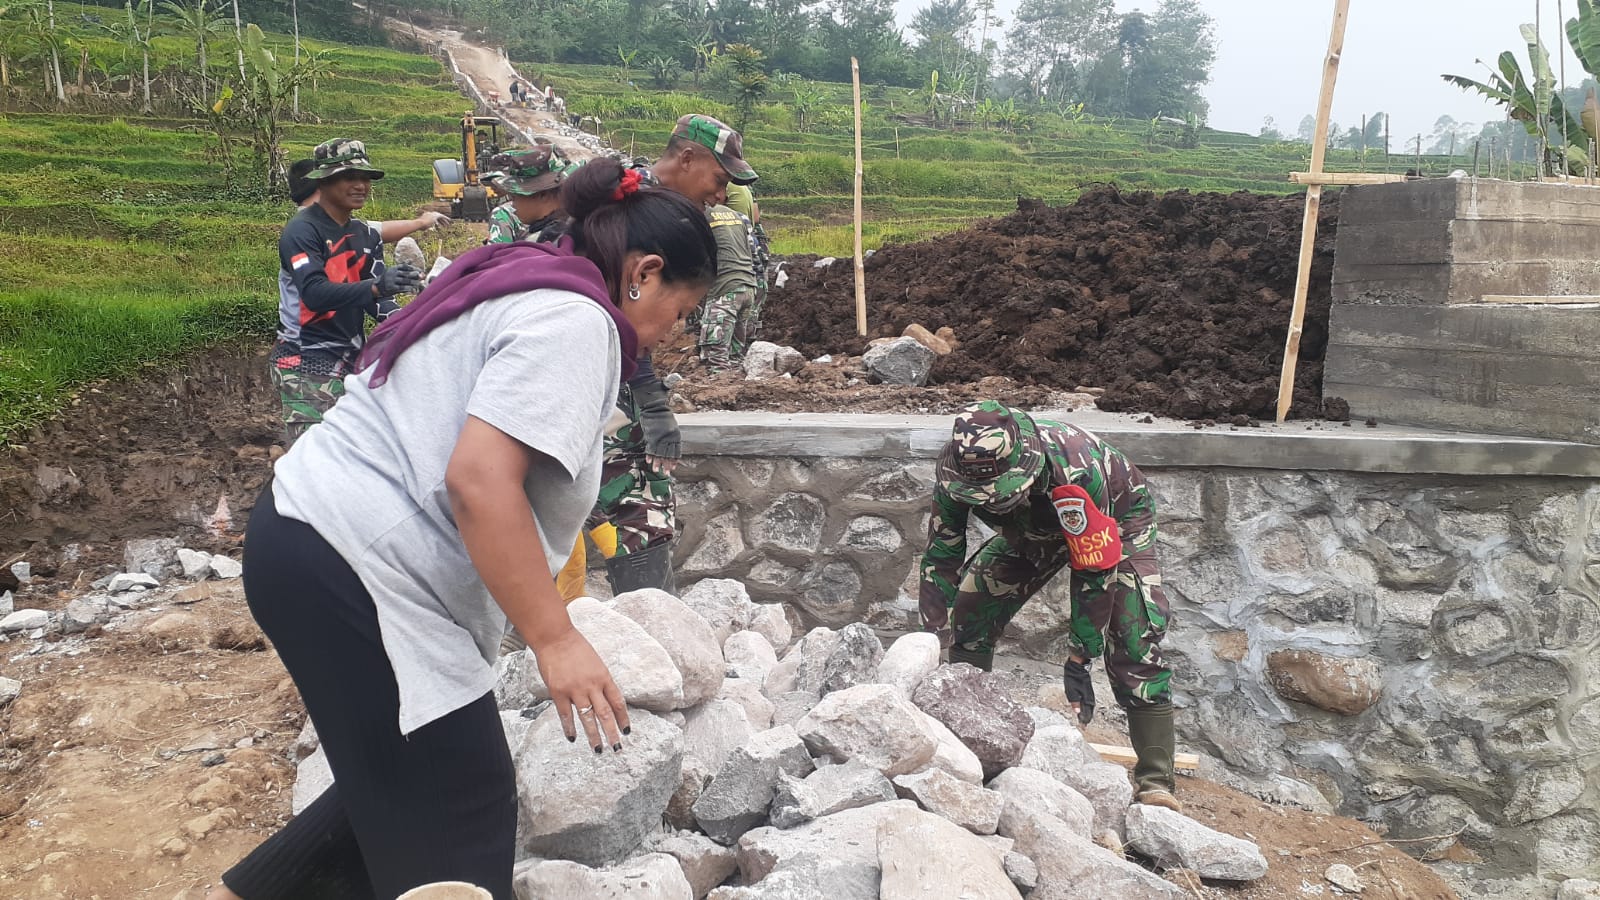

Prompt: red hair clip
[612,168,642,201]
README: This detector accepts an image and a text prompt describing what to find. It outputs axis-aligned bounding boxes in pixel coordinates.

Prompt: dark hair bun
[560,157,627,222]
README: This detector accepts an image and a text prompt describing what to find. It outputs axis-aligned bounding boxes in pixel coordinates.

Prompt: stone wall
[671,431,1600,890]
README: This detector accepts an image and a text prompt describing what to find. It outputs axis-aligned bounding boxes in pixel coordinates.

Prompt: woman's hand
[446,415,632,752]
[534,627,630,752]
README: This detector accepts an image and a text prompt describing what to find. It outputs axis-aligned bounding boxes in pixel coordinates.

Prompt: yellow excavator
[432,113,505,222]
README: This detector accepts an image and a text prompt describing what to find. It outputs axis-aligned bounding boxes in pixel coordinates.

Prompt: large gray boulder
[892,768,1004,835]
[613,589,727,707]
[788,627,843,695]
[651,832,739,900]
[989,767,1096,839]
[681,579,755,645]
[514,708,684,866]
[494,648,543,711]
[877,806,1023,900]
[912,665,1034,780]
[796,683,938,777]
[913,710,985,785]
[123,537,180,580]
[863,336,935,386]
[683,699,757,777]
[516,598,685,712]
[747,603,793,651]
[874,632,941,697]
[717,678,776,731]
[1002,806,1187,900]
[1124,804,1268,882]
[768,691,821,729]
[769,759,896,829]
[513,853,693,900]
[818,623,884,696]
[724,631,779,683]
[292,746,333,815]
[692,726,816,845]
[733,800,921,898]
[1019,726,1133,837]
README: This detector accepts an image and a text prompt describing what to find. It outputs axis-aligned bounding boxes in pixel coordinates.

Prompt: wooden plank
[1089,743,1201,774]
[1290,171,1408,186]
[1478,294,1600,305]
[1276,0,1352,423]
[851,57,867,337]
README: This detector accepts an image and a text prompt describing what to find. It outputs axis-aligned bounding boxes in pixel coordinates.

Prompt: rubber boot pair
[1127,702,1181,811]
[604,540,677,596]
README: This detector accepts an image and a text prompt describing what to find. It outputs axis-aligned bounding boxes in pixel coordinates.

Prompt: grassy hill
[1,23,1486,442]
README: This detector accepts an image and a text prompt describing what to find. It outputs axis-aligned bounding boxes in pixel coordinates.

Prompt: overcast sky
[893,0,1588,141]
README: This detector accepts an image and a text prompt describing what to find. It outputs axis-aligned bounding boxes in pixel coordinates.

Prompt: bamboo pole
[852,57,867,337]
[1275,0,1351,423]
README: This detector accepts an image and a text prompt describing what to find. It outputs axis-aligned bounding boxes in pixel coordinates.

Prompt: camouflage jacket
[918,419,1157,609]
[485,202,528,244]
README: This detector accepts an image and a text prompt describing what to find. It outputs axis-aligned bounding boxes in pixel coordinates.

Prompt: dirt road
[411,22,607,163]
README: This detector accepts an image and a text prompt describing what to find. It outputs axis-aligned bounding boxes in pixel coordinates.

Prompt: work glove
[632,374,681,461]
[372,298,402,323]
[1063,657,1096,725]
[374,263,423,298]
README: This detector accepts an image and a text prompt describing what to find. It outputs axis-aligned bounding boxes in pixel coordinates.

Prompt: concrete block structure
[1322,179,1600,444]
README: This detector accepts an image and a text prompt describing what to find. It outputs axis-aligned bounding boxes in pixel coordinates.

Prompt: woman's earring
[628,283,641,301]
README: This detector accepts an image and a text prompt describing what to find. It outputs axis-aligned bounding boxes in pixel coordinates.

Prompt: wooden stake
[1089,743,1201,774]
[1275,0,1351,423]
[852,57,867,337]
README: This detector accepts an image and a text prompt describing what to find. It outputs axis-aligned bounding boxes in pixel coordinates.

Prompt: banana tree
[790,79,824,133]
[159,0,227,105]
[1443,25,1586,172]
[212,23,323,192]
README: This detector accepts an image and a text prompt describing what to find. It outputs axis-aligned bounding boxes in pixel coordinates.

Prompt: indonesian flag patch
[291,252,310,270]
[1051,484,1122,571]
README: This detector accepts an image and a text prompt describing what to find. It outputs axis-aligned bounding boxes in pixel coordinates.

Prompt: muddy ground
[669,188,1344,422]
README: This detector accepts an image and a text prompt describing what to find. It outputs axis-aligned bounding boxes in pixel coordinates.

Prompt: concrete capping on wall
[678,410,1600,478]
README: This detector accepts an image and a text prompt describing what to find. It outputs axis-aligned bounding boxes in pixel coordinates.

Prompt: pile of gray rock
[292,578,1269,899]
[0,537,245,642]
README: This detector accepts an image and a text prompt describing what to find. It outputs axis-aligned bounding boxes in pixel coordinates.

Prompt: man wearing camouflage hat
[482,145,575,244]
[272,139,424,446]
[566,114,759,593]
[919,400,1180,811]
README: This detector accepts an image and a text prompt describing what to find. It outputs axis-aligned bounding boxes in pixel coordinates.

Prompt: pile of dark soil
[761,187,1343,421]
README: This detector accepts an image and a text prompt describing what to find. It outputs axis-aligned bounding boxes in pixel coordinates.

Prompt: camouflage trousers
[589,453,675,557]
[949,538,1173,709]
[698,288,757,373]
[270,366,345,447]
[735,279,769,358]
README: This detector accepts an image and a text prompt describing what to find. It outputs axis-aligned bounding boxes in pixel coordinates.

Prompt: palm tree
[159,0,226,104]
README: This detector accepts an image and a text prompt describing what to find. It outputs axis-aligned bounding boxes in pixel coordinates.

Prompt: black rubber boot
[947,644,994,672]
[604,541,677,596]
[1127,702,1181,810]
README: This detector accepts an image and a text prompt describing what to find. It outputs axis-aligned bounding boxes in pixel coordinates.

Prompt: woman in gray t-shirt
[210,160,716,900]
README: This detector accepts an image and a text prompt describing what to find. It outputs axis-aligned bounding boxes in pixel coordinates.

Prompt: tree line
[408,0,1218,123]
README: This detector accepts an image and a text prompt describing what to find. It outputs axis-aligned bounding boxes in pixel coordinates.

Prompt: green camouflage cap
[937,400,1046,507]
[484,146,573,196]
[306,138,385,181]
[673,114,758,185]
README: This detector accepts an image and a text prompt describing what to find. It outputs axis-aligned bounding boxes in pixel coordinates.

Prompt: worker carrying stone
[919,400,1180,811]
[482,146,575,245]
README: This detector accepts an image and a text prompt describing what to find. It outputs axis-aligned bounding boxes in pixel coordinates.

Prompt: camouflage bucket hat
[306,138,385,181]
[937,400,1046,508]
[673,114,758,185]
[485,146,572,196]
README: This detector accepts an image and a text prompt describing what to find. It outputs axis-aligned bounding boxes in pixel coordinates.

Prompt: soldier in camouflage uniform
[919,400,1181,810]
[483,145,574,245]
[724,183,772,354]
[582,358,680,593]
[698,202,760,372]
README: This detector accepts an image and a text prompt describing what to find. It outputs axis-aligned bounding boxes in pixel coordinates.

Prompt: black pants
[224,486,517,900]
